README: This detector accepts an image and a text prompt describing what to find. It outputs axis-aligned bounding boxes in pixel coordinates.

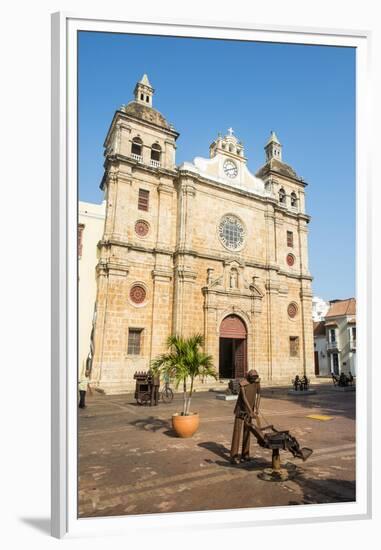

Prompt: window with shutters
[128,328,143,355]
[289,336,299,357]
[287,230,294,248]
[138,189,149,211]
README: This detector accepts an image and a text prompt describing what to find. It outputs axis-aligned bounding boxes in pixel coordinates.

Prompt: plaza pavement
[78,383,356,518]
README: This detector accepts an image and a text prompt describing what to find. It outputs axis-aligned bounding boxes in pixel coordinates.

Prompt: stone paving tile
[78,384,355,517]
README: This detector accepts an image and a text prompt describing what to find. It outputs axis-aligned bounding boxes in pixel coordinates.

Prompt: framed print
[51,12,372,539]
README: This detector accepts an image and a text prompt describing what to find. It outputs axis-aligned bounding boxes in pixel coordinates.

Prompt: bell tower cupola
[134,74,154,107]
[265,131,282,161]
[209,128,246,161]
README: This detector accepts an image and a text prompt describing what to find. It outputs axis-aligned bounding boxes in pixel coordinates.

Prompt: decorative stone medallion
[135,219,149,237]
[130,284,146,304]
[287,302,298,319]
[287,253,295,266]
[218,215,245,251]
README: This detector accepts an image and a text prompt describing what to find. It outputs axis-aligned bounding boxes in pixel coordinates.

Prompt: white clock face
[223,160,238,179]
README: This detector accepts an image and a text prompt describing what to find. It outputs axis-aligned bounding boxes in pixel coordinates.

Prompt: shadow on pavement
[198,441,230,460]
[129,416,171,432]
[261,385,356,421]
[198,441,270,471]
[288,476,356,504]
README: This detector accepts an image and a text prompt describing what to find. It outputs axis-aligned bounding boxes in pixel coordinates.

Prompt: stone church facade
[90,74,314,394]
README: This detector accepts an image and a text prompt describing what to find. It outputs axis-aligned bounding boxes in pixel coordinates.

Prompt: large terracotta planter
[172,412,200,438]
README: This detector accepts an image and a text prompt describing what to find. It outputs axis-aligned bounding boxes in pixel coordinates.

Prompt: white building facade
[313,298,356,377]
[78,200,106,378]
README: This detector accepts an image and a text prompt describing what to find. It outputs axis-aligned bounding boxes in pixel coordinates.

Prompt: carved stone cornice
[152,268,173,281]
[300,288,313,299]
[96,260,129,277]
[175,266,197,281]
[158,182,174,195]
[265,280,280,294]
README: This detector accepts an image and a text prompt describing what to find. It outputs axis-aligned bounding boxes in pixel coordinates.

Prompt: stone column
[102,168,132,243]
[91,261,129,392]
[112,170,132,242]
[298,220,310,275]
[264,278,280,382]
[264,207,276,266]
[91,261,109,387]
[173,177,197,335]
[300,283,315,378]
[164,139,176,170]
[156,179,174,249]
[149,269,173,361]
[250,278,263,372]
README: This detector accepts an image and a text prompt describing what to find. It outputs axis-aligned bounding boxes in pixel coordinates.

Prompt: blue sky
[78,32,355,302]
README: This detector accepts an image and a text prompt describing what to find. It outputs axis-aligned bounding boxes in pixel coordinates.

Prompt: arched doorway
[219,314,247,379]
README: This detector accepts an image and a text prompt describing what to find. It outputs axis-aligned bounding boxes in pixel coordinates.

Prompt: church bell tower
[265,131,282,161]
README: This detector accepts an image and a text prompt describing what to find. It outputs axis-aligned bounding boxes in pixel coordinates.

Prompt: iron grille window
[287,231,294,248]
[128,329,143,355]
[289,336,299,357]
[138,189,149,211]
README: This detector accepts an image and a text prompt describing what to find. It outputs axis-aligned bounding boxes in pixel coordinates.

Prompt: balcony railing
[150,159,160,168]
[327,341,340,352]
[131,153,143,163]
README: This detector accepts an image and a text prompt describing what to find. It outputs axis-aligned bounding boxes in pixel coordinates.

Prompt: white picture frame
[51,12,372,539]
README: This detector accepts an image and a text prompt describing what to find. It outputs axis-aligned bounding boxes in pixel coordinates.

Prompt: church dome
[122,100,171,130]
[256,158,299,180]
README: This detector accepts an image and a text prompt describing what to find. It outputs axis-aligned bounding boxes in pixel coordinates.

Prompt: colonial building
[313,297,356,376]
[78,200,106,379]
[89,74,314,394]
[313,321,329,376]
[324,298,356,376]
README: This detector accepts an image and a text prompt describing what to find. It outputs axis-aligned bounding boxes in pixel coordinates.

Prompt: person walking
[78,366,90,409]
[230,369,261,464]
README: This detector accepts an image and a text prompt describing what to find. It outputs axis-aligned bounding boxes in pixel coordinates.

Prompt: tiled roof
[313,321,326,336]
[325,297,356,318]
[122,101,171,130]
[255,158,300,180]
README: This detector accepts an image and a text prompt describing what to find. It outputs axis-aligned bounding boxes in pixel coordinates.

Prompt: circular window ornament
[288,302,298,319]
[287,253,295,266]
[135,219,149,237]
[218,215,245,251]
[130,284,146,305]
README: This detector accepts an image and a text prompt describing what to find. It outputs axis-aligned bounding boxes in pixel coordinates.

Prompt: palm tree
[151,334,217,415]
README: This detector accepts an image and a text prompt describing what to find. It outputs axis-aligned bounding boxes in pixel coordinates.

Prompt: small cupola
[134,74,154,107]
[265,131,282,161]
[210,128,245,160]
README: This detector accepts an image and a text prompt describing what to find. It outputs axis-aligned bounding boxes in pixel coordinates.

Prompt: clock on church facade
[89,74,314,394]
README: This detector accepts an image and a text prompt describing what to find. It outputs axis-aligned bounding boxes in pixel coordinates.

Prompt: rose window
[135,220,149,237]
[218,215,245,250]
[130,285,146,304]
[288,302,298,319]
[287,253,295,266]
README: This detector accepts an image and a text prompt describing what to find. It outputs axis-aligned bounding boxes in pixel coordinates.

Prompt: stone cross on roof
[227,127,234,136]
